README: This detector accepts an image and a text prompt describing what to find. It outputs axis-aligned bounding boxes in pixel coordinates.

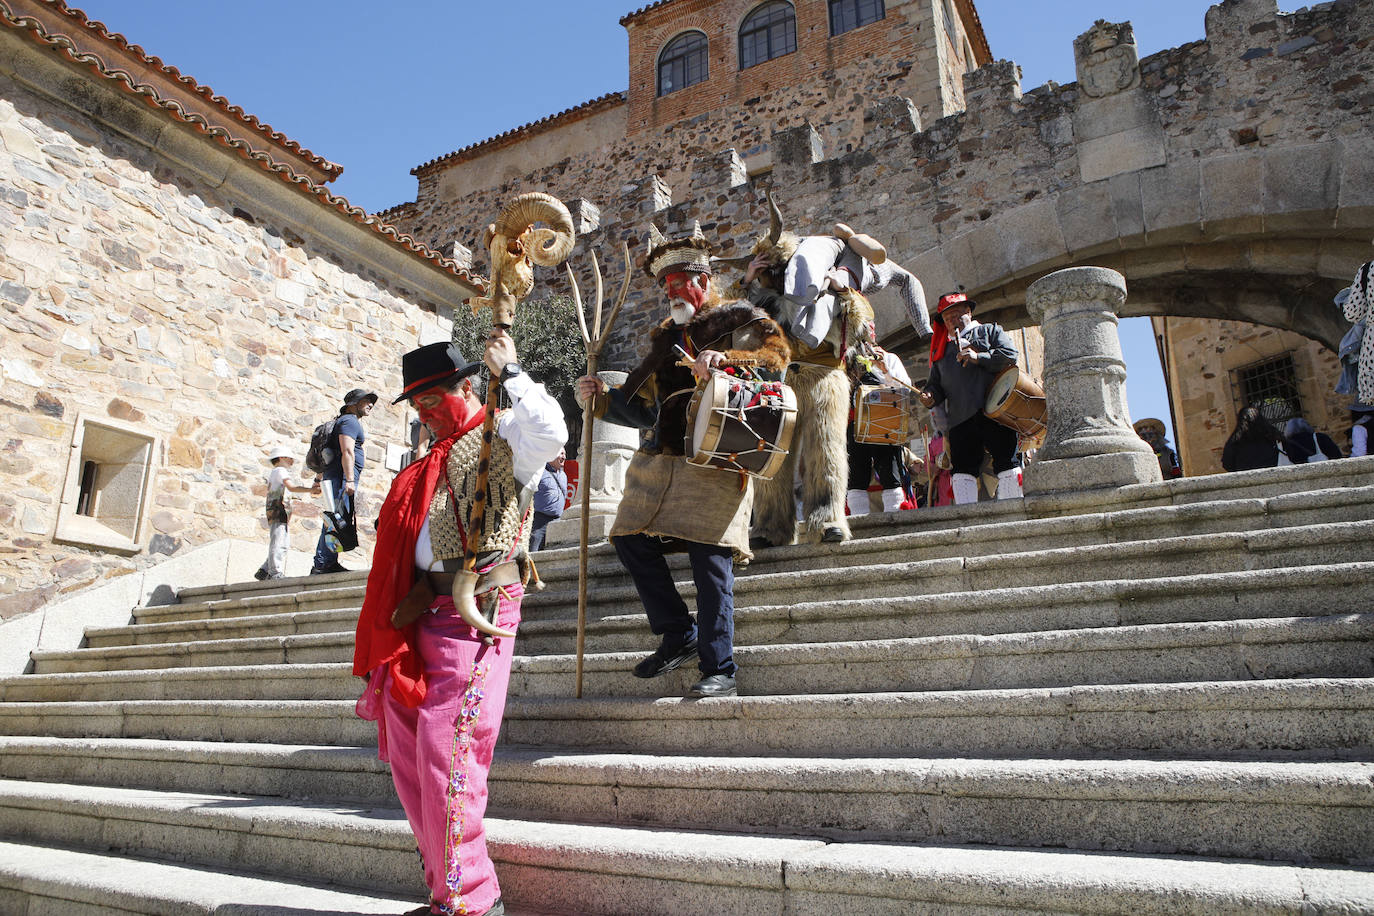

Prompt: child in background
[255,445,320,580]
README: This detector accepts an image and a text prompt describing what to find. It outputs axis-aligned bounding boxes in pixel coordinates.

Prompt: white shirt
[414,371,566,570]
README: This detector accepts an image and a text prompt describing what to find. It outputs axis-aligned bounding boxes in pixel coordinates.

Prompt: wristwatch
[499,361,523,383]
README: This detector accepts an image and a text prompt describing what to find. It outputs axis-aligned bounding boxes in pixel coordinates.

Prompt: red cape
[352,408,485,708]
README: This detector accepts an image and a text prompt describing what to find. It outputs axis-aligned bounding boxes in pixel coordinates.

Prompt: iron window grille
[829,0,885,36]
[740,1,798,69]
[1233,352,1303,426]
[658,31,709,96]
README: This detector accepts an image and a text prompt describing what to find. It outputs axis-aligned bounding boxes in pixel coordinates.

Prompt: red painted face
[413,385,474,440]
[661,271,708,309]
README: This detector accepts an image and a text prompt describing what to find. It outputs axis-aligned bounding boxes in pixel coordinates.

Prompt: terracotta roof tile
[39,0,343,181]
[0,0,483,294]
[413,91,628,176]
[619,0,684,26]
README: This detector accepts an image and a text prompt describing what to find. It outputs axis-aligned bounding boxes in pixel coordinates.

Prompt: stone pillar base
[545,510,617,548]
[1023,451,1160,496]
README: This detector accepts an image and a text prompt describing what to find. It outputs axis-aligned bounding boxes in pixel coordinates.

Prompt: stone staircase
[1,459,1372,914]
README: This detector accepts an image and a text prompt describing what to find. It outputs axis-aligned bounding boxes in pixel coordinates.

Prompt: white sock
[996,467,1023,500]
[881,488,903,512]
[846,489,869,517]
[952,473,979,505]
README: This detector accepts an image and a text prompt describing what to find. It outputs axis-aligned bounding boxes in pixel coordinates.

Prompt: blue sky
[64,0,1225,445]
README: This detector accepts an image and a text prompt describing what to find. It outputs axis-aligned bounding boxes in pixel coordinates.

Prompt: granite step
[512,614,1374,699]
[0,781,1370,916]
[0,698,368,745]
[3,737,1365,864]
[0,840,424,916]
[528,484,1374,587]
[85,606,358,649]
[501,678,1374,759]
[517,561,1373,655]
[519,519,1374,622]
[74,560,1373,662]
[132,582,365,627]
[1,679,1369,758]
[0,663,355,703]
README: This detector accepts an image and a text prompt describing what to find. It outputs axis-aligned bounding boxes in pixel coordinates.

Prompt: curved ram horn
[494,192,575,267]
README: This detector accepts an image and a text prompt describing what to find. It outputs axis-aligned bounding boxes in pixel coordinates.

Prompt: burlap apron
[609,451,753,562]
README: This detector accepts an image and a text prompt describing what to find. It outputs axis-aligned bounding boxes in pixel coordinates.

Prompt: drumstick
[673,344,759,370]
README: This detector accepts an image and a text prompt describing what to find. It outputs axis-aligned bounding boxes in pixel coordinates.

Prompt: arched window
[739,1,797,69]
[658,31,709,96]
[828,0,885,36]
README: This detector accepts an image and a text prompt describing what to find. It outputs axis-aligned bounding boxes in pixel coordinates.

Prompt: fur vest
[621,300,789,455]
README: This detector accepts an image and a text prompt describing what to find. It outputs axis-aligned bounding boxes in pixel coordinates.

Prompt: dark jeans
[947,413,1018,477]
[847,436,904,490]
[312,471,356,571]
[529,511,558,551]
[612,533,736,677]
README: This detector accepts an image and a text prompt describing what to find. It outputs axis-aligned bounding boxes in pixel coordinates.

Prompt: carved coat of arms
[1074,20,1141,98]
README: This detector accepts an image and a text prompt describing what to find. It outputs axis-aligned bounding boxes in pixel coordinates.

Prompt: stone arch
[899,139,1372,353]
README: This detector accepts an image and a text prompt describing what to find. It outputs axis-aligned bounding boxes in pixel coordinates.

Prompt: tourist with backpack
[310,387,377,575]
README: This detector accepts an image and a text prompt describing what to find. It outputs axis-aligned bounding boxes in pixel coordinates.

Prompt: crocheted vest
[427,421,529,562]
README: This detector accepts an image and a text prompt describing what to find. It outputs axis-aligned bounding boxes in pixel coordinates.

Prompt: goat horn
[494,192,575,268]
[766,191,784,245]
[710,254,755,271]
[452,569,517,640]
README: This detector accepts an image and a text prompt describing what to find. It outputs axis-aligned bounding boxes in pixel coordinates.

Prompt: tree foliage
[451,294,586,450]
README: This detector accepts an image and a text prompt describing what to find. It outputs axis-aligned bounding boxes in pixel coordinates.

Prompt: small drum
[686,374,797,480]
[984,365,1047,450]
[853,385,916,446]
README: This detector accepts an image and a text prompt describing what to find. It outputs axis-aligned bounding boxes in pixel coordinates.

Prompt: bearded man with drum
[917,293,1022,505]
[576,223,789,698]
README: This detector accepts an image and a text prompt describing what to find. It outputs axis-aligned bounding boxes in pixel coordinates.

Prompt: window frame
[738,1,798,70]
[828,0,886,37]
[1232,352,1304,428]
[657,30,710,97]
[54,413,160,554]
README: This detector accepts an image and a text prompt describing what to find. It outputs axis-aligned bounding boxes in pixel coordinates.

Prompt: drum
[984,365,1047,450]
[686,374,797,480]
[853,385,916,446]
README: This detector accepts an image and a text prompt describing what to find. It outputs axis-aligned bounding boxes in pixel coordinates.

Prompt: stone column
[545,371,639,547]
[1021,266,1161,495]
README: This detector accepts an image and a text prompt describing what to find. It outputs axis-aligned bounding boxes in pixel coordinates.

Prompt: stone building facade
[0,1,478,619]
[384,0,1372,478]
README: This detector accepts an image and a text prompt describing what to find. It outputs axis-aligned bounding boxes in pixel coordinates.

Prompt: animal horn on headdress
[648,224,668,248]
[766,191,784,246]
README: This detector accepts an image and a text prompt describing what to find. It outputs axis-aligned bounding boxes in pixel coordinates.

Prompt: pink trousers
[360,587,522,916]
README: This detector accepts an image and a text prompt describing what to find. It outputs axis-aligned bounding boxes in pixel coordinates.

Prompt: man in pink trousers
[354,336,565,916]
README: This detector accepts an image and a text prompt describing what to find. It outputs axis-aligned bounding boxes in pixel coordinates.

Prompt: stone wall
[0,39,461,619]
[1157,315,1350,474]
[399,0,980,262]
[391,0,1372,377]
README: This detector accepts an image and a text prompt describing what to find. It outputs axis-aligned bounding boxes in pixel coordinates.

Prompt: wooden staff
[455,193,575,641]
[569,244,631,698]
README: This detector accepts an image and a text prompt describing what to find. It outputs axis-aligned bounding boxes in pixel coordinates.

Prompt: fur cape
[622,296,790,456]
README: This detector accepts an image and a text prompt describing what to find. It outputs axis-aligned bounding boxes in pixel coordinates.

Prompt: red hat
[935,292,975,315]
[929,293,975,364]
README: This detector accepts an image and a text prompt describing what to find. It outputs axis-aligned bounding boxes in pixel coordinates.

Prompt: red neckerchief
[352,404,487,708]
[929,322,951,364]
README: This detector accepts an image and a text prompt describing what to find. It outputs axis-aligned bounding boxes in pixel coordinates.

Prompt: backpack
[304,417,340,474]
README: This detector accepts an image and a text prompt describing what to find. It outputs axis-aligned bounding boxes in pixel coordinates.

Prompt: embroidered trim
[437,660,490,915]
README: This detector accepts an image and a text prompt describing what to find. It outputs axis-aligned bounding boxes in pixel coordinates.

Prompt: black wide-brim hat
[393,342,484,404]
